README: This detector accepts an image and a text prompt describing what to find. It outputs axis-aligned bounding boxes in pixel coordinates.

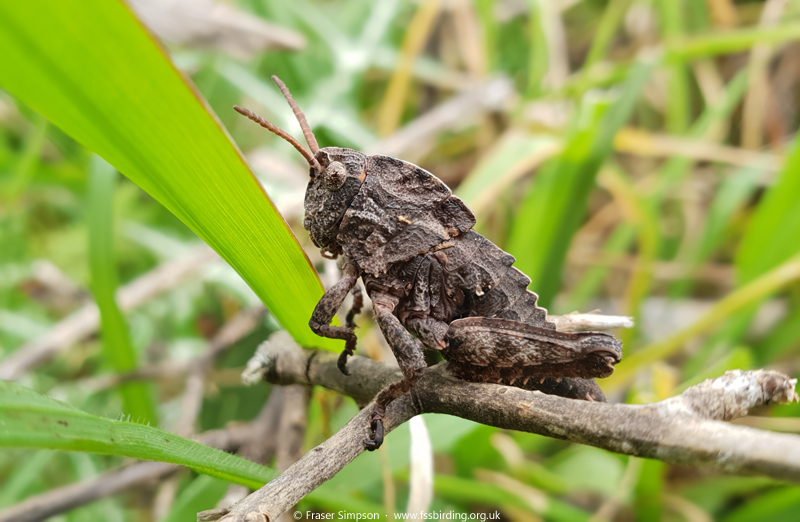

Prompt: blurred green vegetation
[1,0,800,520]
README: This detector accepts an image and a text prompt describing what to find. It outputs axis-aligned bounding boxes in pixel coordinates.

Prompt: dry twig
[203,332,799,522]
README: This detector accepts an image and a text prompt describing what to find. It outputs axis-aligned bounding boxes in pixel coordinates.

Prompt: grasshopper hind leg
[442,316,621,401]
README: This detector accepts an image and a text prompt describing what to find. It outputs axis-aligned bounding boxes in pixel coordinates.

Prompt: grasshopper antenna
[233,106,322,172]
[271,75,320,155]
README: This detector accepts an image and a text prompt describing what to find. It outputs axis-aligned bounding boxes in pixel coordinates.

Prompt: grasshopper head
[302,147,366,256]
[234,76,365,258]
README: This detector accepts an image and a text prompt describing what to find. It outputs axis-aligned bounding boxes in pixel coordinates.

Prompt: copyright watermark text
[292,511,500,521]
[294,512,381,520]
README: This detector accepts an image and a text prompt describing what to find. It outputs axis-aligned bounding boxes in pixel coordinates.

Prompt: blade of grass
[4,114,47,205]
[562,224,636,313]
[656,0,690,133]
[0,381,278,488]
[669,165,764,297]
[673,346,753,394]
[708,134,800,355]
[757,306,800,365]
[161,475,228,522]
[582,0,634,71]
[456,131,561,216]
[508,56,655,305]
[603,252,800,393]
[0,450,55,507]
[427,473,589,522]
[88,157,157,424]
[634,459,665,521]
[737,136,800,285]
[475,0,499,72]
[667,22,800,60]
[376,0,442,136]
[0,0,339,352]
[723,487,800,522]
[597,165,659,348]
[565,70,747,313]
[526,0,549,97]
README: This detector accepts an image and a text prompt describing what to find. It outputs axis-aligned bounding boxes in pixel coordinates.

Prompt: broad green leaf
[0,381,277,489]
[0,0,339,352]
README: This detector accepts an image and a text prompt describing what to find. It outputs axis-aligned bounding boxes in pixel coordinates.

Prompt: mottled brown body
[235,78,623,451]
[304,149,621,449]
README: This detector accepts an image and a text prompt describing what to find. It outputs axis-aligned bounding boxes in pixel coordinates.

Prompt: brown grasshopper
[235,77,622,450]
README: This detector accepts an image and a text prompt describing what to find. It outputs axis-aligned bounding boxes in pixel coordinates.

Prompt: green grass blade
[655,0,689,133]
[674,347,753,394]
[737,137,800,285]
[456,132,561,216]
[669,165,763,297]
[162,475,229,522]
[87,157,157,424]
[668,23,800,61]
[427,473,589,522]
[582,0,633,70]
[526,0,549,97]
[0,381,277,489]
[599,165,659,347]
[603,252,800,393]
[0,450,55,507]
[0,0,339,352]
[508,57,655,305]
[563,224,635,313]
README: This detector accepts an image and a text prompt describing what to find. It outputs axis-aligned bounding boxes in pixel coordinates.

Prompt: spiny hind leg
[365,293,426,450]
[308,261,360,375]
[444,317,622,380]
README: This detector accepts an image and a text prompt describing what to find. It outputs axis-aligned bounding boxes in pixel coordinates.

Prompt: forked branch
[202,332,800,522]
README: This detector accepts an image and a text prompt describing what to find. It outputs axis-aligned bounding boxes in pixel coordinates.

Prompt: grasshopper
[235,77,622,450]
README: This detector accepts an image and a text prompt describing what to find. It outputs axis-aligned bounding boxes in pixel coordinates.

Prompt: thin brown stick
[233,106,321,172]
[202,336,800,522]
[270,75,320,154]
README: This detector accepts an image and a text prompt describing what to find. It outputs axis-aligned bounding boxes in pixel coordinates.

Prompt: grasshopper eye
[324,161,347,191]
